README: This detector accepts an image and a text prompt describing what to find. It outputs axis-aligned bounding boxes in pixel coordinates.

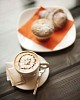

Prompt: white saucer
[16,55,49,90]
[17,6,76,52]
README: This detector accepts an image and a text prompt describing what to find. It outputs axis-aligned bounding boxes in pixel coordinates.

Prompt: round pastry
[31,19,54,41]
[39,8,67,31]
[47,8,63,20]
[53,11,67,31]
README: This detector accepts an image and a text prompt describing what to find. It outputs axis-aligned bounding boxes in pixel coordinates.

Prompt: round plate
[16,55,49,90]
[17,6,76,52]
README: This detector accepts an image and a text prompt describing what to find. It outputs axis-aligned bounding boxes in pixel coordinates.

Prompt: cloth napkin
[6,62,25,86]
[18,6,74,50]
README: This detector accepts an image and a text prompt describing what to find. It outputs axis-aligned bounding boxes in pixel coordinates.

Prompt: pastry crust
[31,19,54,40]
[53,11,67,31]
[52,9,67,31]
[39,8,67,31]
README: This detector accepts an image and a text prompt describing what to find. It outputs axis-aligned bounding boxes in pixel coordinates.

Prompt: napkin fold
[6,62,25,86]
[18,6,74,50]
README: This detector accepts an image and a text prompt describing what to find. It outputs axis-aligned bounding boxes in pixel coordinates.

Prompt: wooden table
[0,0,80,100]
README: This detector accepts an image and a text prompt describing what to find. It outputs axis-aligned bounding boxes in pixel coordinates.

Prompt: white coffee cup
[14,50,49,79]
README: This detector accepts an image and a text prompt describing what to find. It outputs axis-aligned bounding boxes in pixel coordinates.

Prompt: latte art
[18,54,36,70]
[14,51,39,73]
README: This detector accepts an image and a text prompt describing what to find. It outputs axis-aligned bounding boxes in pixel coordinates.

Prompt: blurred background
[36,0,80,9]
[0,0,80,74]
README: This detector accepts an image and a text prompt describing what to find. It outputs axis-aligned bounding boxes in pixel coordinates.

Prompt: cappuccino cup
[14,50,49,79]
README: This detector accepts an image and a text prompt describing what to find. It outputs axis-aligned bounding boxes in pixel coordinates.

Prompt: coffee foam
[14,52,39,73]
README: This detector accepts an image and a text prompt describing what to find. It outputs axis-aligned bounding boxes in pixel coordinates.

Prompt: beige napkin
[6,62,25,86]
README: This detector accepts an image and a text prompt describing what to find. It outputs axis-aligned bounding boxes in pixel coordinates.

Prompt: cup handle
[39,62,49,68]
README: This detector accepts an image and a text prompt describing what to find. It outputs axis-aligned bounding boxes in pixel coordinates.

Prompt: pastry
[39,8,67,31]
[52,9,67,31]
[31,19,54,41]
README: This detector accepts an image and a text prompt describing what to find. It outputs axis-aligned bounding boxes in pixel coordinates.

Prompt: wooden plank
[0,73,16,98]
[0,63,80,100]
[68,38,80,64]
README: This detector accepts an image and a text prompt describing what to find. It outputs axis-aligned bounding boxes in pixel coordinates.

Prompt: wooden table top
[0,0,80,100]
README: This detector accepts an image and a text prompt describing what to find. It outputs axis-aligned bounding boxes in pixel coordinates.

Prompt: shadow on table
[20,42,75,57]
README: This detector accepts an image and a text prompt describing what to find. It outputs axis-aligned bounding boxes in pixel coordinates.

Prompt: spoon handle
[33,79,39,95]
[33,69,46,95]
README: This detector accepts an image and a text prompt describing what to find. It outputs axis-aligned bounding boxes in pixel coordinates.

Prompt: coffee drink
[14,50,49,79]
[14,51,39,78]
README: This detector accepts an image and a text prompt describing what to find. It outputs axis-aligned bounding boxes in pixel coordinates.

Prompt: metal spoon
[33,68,46,95]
